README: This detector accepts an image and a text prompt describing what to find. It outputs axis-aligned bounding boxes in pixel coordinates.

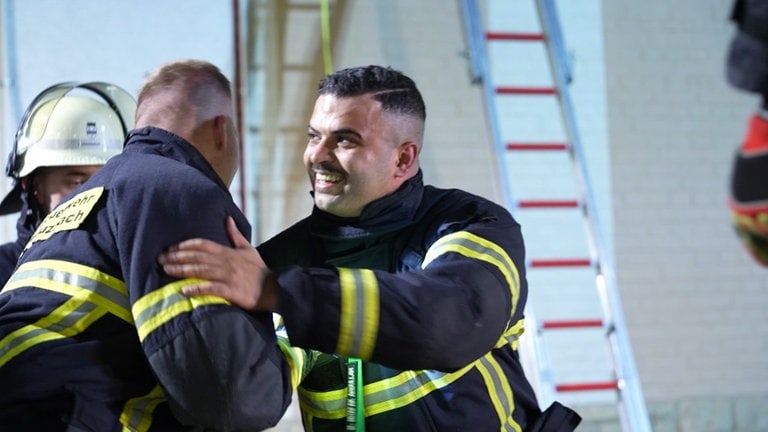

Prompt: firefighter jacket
[258,171,543,431]
[730,113,768,265]
[0,198,37,286]
[0,127,292,431]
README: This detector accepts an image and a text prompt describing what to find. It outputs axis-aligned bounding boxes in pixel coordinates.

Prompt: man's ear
[27,176,45,206]
[396,141,419,174]
[213,115,228,150]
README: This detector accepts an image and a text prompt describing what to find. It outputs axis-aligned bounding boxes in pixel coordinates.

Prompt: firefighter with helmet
[0,82,135,285]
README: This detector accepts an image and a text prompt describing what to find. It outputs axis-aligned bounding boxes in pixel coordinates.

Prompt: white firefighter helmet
[0,82,136,215]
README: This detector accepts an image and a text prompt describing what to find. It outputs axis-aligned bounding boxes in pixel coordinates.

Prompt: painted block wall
[2,0,766,430]
[603,0,768,403]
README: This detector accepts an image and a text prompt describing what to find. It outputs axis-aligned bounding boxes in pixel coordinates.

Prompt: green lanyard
[346,357,365,431]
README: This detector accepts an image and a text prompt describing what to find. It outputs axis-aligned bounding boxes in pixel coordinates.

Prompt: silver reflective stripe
[337,268,379,359]
[120,384,166,432]
[0,260,129,368]
[5,259,130,322]
[298,363,475,419]
[0,300,103,367]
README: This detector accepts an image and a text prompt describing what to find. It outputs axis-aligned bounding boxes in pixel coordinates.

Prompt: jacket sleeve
[114,164,292,430]
[275,212,526,372]
[730,114,768,266]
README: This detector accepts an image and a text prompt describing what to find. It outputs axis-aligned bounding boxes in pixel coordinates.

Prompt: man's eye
[337,137,355,146]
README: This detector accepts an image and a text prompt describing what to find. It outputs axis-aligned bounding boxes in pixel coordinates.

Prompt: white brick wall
[603,0,768,403]
[5,0,766,430]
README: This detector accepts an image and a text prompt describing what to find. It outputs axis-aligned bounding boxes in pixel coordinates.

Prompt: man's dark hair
[317,65,426,121]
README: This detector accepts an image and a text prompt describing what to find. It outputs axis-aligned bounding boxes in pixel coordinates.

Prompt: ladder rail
[462,0,564,411]
[537,1,652,430]
[462,0,561,406]
[461,0,517,213]
[461,0,653,430]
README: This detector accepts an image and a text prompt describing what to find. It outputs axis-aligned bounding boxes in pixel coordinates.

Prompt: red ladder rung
[556,380,620,392]
[541,319,604,329]
[485,31,544,41]
[506,142,568,151]
[529,258,592,267]
[518,200,579,208]
[496,86,556,95]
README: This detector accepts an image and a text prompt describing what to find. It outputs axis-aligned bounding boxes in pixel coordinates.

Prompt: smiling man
[305,87,420,218]
[159,65,580,431]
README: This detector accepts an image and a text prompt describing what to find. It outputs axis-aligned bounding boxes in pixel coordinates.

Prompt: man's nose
[307,139,332,164]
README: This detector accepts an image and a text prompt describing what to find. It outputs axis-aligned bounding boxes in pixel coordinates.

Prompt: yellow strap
[320,0,333,74]
[120,385,166,432]
[132,279,229,342]
[336,268,379,360]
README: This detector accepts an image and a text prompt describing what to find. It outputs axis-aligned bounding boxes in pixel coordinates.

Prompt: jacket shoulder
[257,218,312,268]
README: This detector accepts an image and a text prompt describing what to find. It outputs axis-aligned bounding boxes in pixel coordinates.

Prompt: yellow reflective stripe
[364,364,474,416]
[421,231,524,430]
[298,386,347,419]
[476,355,521,432]
[421,231,520,312]
[0,260,128,368]
[359,270,379,359]
[336,268,379,359]
[421,230,521,346]
[132,278,229,342]
[276,314,312,388]
[495,318,525,350]
[4,259,130,323]
[0,299,106,368]
[297,351,522,426]
[120,384,165,432]
[297,363,475,420]
[278,335,307,390]
[337,269,355,356]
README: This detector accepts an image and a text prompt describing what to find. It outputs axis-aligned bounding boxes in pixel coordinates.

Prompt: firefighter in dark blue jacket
[0,60,292,431]
[727,0,768,266]
[159,65,580,431]
[0,82,133,285]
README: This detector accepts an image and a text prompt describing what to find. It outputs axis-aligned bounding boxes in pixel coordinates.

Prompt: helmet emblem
[86,121,97,138]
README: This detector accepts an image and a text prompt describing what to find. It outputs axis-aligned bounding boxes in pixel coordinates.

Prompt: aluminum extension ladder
[461,1,652,430]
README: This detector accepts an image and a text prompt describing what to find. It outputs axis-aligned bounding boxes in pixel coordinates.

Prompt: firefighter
[0,60,292,430]
[727,0,768,266]
[159,65,580,431]
[0,81,135,285]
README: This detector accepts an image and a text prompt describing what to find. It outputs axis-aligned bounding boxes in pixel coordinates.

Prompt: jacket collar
[310,170,424,238]
[124,127,229,191]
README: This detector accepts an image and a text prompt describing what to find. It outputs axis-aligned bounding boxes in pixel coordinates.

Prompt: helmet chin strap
[20,173,46,229]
